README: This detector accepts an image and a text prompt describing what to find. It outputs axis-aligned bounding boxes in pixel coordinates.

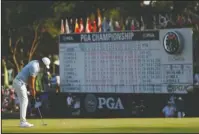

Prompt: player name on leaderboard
[59,29,193,94]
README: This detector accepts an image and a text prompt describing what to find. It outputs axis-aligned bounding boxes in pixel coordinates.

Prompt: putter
[36,100,47,126]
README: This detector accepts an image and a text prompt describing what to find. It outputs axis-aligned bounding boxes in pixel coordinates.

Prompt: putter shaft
[36,102,47,125]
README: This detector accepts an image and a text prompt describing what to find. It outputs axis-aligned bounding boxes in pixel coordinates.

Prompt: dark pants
[66,105,73,117]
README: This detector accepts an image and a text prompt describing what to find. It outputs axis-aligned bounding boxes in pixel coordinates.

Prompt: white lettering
[143,33,155,38]
[63,36,73,41]
[91,32,134,42]
[106,97,115,109]
[168,56,185,61]
[81,34,91,42]
[113,98,124,109]
[98,98,106,109]
[98,97,124,110]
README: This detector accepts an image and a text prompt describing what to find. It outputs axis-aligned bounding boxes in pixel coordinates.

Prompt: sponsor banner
[84,94,125,111]
[32,93,197,118]
[83,93,131,117]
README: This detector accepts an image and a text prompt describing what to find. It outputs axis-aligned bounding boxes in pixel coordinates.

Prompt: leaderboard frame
[59,28,194,94]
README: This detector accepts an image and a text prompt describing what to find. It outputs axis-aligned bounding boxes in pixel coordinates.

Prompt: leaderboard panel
[59,29,193,94]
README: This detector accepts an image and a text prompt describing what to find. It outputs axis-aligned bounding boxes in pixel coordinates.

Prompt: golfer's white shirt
[67,96,73,106]
[162,106,176,117]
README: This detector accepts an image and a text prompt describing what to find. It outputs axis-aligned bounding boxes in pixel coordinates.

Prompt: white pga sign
[59,28,193,94]
[98,97,124,110]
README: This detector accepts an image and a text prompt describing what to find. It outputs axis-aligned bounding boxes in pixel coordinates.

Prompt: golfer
[12,57,51,127]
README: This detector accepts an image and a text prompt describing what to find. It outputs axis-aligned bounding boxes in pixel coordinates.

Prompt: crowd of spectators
[1,86,19,113]
[162,95,185,118]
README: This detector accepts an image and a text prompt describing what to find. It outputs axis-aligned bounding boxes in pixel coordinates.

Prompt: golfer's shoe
[20,122,34,128]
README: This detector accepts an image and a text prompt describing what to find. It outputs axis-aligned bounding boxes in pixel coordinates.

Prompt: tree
[2,2,49,72]
[2,1,76,73]
[104,8,121,21]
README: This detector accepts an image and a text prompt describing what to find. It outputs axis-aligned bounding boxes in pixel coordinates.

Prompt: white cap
[42,57,51,69]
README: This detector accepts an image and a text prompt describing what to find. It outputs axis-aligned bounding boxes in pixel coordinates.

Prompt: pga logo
[98,97,124,110]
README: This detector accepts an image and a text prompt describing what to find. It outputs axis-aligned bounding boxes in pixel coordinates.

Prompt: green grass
[2,118,199,133]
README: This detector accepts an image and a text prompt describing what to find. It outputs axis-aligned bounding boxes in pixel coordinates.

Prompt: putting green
[2,118,199,133]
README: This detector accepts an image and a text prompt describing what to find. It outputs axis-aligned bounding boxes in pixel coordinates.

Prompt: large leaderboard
[59,28,193,94]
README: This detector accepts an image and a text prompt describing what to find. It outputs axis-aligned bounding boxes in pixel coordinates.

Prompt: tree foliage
[44,2,76,38]
[2,1,76,72]
[104,8,121,21]
[2,1,198,73]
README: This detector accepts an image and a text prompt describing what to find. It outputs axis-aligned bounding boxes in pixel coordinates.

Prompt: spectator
[176,97,185,118]
[72,97,80,116]
[2,98,9,112]
[7,65,14,86]
[43,69,51,92]
[162,101,176,117]
[131,101,137,116]
[67,93,73,106]
[66,93,74,116]
[138,100,146,117]
[2,88,10,112]
[169,95,176,108]
[35,72,44,92]
[2,58,9,88]
[50,60,60,93]
[8,88,15,113]
[194,73,199,85]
